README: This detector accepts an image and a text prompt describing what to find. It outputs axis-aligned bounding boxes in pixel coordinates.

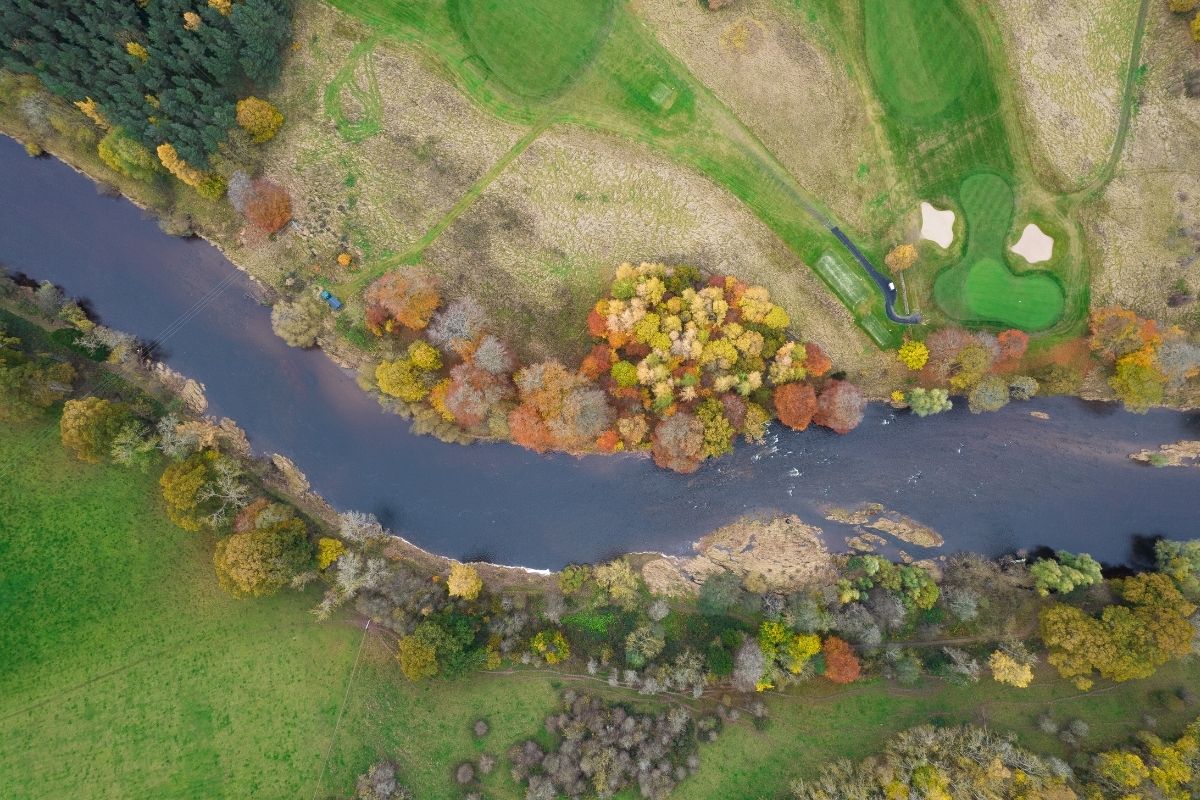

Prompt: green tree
[1030,550,1103,596]
[906,387,951,417]
[97,128,160,181]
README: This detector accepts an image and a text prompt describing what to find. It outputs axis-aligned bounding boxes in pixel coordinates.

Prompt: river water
[2,136,1197,569]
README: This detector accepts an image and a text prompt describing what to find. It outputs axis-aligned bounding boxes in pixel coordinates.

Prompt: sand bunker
[920,202,955,248]
[1010,223,1054,263]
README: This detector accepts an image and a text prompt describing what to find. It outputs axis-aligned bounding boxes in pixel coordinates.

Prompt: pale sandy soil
[641,515,836,597]
[919,202,956,248]
[1010,223,1054,263]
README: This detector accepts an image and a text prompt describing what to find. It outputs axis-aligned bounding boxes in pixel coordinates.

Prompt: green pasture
[324,0,898,344]
[933,173,1065,330]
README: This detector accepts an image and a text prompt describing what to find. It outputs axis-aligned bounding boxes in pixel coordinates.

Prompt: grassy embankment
[3,397,1199,799]
[321,0,903,347]
[859,0,1075,335]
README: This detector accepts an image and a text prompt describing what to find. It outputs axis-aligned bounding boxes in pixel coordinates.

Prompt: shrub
[243,179,292,233]
[270,294,324,348]
[967,375,1010,413]
[97,128,159,181]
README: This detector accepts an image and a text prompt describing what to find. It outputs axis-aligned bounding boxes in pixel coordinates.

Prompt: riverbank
[4,132,1200,570]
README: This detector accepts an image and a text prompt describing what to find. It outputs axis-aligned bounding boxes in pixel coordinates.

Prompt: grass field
[933,173,1065,330]
[451,0,613,100]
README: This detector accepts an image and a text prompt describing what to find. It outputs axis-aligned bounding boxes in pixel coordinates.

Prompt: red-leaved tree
[813,380,865,434]
[823,636,861,684]
[243,179,292,234]
[773,382,817,431]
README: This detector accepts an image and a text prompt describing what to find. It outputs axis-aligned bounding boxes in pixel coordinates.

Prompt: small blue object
[319,289,343,311]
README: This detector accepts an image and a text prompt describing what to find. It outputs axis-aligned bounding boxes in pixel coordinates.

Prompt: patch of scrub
[919,201,955,248]
[1010,222,1053,263]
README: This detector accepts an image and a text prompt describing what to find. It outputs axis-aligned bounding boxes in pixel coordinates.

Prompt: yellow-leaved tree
[447,563,483,601]
[236,96,284,143]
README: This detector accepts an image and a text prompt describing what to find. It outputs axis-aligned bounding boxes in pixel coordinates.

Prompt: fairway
[863,0,979,122]
[934,173,1065,330]
[452,0,613,99]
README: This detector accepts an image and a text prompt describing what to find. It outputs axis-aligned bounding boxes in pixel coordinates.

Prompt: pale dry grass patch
[227,1,524,284]
[630,0,887,234]
[992,0,1141,186]
[421,126,888,377]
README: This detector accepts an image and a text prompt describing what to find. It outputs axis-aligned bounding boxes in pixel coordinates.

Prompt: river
[2,136,1198,569]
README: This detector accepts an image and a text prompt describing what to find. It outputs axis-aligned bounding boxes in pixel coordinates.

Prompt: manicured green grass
[861,0,1011,194]
[934,173,1065,330]
[451,0,613,99]
[863,0,980,123]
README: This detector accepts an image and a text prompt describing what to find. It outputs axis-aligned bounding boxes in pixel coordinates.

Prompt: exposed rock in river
[823,503,944,548]
[640,515,835,597]
[1129,440,1200,468]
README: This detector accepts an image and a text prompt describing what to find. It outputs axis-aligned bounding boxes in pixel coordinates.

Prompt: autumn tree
[802,342,832,377]
[0,330,75,421]
[1109,359,1166,412]
[213,516,312,598]
[696,398,735,457]
[376,341,443,402]
[896,339,928,371]
[235,96,283,143]
[1039,572,1197,689]
[531,629,570,664]
[822,636,860,684]
[987,648,1034,688]
[813,380,864,434]
[509,361,612,453]
[594,559,641,610]
[365,269,440,334]
[995,329,1029,370]
[650,411,705,473]
[448,563,483,601]
[884,244,917,273]
[157,143,225,198]
[773,382,816,430]
[426,297,487,354]
[243,178,291,233]
[270,293,325,347]
[60,397,132,462]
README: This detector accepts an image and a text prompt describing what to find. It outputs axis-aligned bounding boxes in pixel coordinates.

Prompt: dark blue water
[2,135,1198,569]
